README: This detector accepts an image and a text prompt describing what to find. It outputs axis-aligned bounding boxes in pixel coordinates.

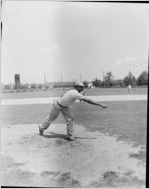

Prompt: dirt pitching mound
[1,124,145,187]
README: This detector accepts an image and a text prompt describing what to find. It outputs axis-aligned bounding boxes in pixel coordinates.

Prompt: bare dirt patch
[1,124,145,187]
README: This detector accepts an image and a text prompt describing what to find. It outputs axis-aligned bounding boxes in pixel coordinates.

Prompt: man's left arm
[80,97,107,109]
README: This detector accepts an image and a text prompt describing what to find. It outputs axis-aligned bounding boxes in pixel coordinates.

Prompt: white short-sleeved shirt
[57,89,83,107]
[128,85,131,89]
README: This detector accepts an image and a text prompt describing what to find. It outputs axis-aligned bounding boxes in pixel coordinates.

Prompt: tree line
[83,70,148,88]
[2,70,148,91]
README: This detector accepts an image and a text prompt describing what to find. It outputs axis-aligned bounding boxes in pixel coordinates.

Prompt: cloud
[39,44,60,54]
[116,56,136,64]
[113,54,148,79]
[125,56,136,61]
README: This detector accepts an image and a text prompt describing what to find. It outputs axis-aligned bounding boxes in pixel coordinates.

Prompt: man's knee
[66,118,74,125]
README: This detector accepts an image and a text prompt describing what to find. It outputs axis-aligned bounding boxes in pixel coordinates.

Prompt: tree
[137,71,148,86]
[113,79,124,87]
[45,85,49,89]
[92,78,101,88]
[123,72,136,86]
[30,83,36,89]
[104,72,114,87]
[4,84,10,90]
[38,84,43,89]
[83,81,88,88]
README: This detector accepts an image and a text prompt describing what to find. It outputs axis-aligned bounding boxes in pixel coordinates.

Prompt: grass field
[1,88,147,187]
[1,87,147,99]
[1,87,147,148]
[1,101,147,148]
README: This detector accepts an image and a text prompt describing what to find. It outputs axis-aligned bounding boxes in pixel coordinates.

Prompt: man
[39,82,107,140]
[128,84,132,94]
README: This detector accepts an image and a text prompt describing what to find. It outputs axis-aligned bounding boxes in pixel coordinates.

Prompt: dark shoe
[67,135,75,141]
[39,125,44,135]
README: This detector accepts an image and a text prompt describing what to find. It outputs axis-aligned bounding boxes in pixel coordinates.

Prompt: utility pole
[102,71,105,81]
[1,1,2,39]
[80,74,82,82]
[102,71,105,88]
[44,73,46,89]
[61,74,63,82]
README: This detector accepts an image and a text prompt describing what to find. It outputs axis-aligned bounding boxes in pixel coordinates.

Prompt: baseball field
[1,87,147,187]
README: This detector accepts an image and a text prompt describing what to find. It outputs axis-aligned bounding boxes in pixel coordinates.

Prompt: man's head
[74,82,84,93]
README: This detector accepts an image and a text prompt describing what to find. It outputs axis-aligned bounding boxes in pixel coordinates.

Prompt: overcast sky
[1,1,149,84]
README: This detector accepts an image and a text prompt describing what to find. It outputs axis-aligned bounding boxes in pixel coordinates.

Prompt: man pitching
[39,82,107,140]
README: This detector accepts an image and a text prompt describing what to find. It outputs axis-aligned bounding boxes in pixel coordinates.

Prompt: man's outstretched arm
[80,97,107,109]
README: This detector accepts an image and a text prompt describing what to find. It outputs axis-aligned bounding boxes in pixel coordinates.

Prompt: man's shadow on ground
[41,132,96,141]
[42,132,71,141]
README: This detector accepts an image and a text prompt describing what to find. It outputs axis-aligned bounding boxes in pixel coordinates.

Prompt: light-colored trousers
[40,100,74,136]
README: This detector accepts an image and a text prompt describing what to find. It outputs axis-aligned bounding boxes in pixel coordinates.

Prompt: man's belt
[57,100,67,108]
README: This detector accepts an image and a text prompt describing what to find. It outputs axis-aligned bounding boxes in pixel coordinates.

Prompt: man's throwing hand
[102,105,107,109]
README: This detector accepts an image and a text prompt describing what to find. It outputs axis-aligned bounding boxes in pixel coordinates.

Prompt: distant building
[88,82,94,88]
[14,74,20,89]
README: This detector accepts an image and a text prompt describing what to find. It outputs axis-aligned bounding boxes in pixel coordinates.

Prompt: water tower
[14,74,20,89]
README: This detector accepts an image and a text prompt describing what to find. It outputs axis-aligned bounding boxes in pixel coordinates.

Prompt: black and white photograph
[0,0,149,188]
